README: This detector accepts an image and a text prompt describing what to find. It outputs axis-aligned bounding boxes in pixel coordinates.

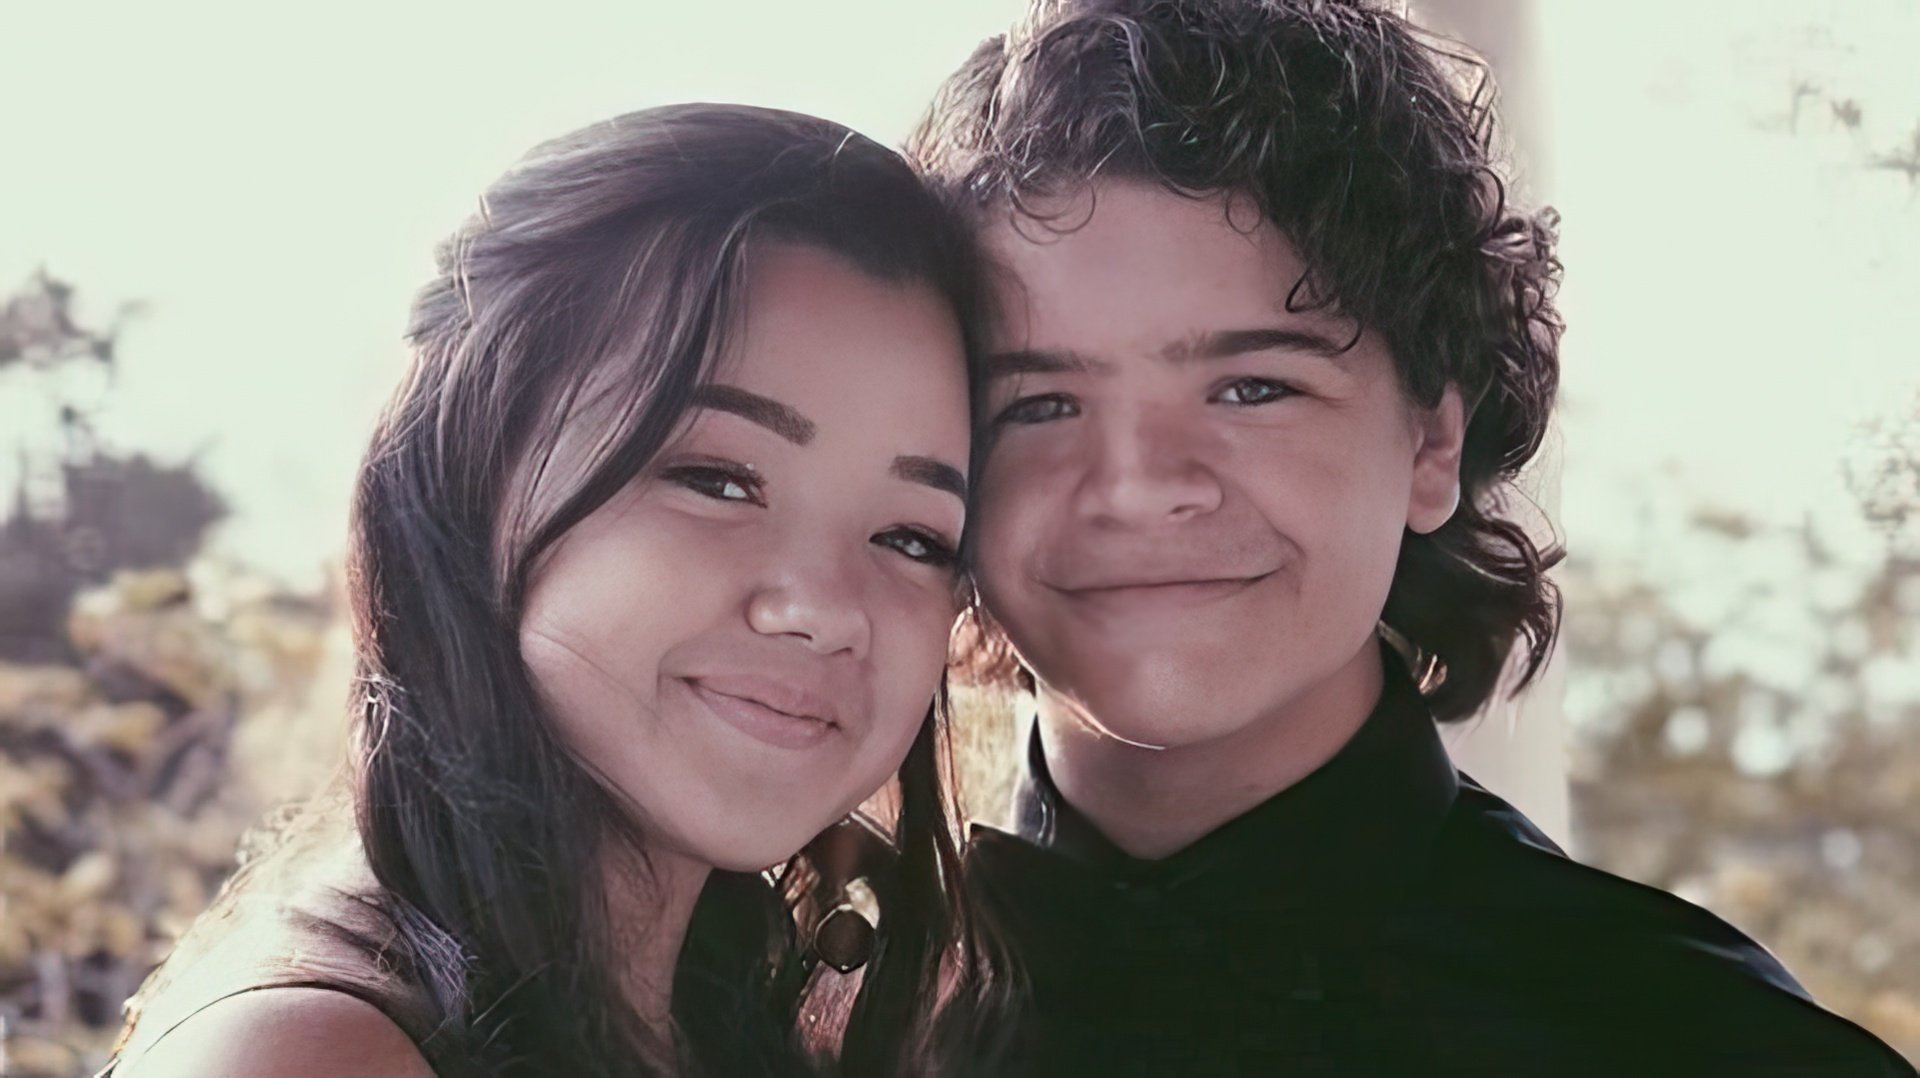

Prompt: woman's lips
[684,677,840,750]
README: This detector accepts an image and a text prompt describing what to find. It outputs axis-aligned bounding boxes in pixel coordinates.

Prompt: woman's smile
[680,673,844,751]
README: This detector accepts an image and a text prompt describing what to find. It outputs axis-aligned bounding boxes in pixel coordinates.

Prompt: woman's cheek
[877,584,957,711]
[639,501,767,577]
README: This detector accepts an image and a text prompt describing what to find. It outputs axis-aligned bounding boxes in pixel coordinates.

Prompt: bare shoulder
[119,986,434,1078]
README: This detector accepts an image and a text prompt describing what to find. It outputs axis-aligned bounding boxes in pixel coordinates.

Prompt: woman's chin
[704,840,815,875]
[674,820,836,875]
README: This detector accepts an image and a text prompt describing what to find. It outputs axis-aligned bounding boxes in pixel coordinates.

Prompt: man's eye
[662,465,764,505]
[873,527,958,568]
[993,394,1079,426]
[1215,378,1296,406]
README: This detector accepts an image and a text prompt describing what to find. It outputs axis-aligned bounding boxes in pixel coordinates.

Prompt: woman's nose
[744,551,873,659]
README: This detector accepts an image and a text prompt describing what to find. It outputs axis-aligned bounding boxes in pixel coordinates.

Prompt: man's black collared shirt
[964,654,1913,1075]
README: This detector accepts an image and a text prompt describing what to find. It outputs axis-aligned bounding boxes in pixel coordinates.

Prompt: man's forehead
[977,179,1329,349]
[977,180,1279,261]
[981,261,1354,369]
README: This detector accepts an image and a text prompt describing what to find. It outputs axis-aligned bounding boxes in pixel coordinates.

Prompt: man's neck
[1037,641,1386,861]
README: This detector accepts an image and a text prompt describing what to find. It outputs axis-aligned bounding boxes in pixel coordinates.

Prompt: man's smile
[1048,571,1276,611]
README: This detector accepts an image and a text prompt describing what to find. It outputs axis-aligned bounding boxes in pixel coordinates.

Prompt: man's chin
[1059,695,1257,753]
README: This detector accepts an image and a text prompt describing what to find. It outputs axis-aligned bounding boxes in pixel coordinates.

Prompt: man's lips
[1044,571,1276,612]
[1053,571,1276,595]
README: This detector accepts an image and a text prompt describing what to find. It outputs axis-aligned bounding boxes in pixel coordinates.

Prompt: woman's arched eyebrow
[692,383,964,499]
[692,384,816,444]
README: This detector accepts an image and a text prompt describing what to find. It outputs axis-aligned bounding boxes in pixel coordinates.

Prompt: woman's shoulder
[112,985,433,1078]
[108,825,450,1075]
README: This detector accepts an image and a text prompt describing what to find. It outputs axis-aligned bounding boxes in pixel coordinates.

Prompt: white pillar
[1413,0,1571,847]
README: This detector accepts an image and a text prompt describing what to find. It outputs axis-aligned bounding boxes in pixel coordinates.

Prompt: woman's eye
[662,464,764,506]
[1215,378,1296,406]
[873,527,958,569]
[993,393,1079,426]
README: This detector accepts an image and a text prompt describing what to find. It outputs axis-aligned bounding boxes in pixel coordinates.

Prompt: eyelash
[662,463,766,505]
[992,394,1078,426]
[1213,377,1298,406]
[874,527,960,569]
[991,377,1299,426]
[660,462,959,570]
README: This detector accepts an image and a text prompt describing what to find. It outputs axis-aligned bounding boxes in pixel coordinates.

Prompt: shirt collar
[985,641,1461,901]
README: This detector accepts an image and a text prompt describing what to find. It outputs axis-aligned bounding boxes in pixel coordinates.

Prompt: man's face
[974,180,1464,750]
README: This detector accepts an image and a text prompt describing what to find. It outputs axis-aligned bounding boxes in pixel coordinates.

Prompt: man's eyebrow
[983,348,1108,379]
[1165,326,1354,363]
[986,328,1350,379]
[690,384,816,445]
[891,455,968,501]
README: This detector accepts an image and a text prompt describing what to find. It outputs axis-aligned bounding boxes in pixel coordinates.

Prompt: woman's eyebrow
[691,384,964,499]
[892,455,967,501]
[691,384,816,444]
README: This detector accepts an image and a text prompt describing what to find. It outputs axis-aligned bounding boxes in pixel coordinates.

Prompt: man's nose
[1073,404,1225,529]
[744,547,873,659]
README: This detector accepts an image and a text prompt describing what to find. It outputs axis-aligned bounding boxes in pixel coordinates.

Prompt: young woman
[105,103,1003,1077]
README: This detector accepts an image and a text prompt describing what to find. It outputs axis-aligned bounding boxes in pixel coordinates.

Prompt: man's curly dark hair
[912,0,1565,722]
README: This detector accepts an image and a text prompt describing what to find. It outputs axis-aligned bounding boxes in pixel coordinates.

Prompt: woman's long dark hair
[348,103,1001,1075]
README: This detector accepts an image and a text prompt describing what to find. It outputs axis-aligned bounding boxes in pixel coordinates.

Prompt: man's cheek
[972,527,1026,604]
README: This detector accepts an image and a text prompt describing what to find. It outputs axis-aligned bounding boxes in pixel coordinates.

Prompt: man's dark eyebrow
[983,348,1107,379]
[1167,326,1354,364]
[690,384,816,445]
[891,455,968,501]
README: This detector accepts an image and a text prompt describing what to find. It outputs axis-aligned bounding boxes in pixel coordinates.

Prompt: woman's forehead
[716,245,971,445]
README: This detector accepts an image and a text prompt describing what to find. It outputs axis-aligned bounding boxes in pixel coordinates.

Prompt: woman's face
[519,242,971,872]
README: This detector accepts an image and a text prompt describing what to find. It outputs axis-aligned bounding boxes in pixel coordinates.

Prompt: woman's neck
[600,838,713,1041]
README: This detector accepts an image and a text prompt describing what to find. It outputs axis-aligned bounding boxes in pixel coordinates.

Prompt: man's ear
[1407,385,1467,536]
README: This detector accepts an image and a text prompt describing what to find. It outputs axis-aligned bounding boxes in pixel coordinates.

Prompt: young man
[911,1,1913,1073]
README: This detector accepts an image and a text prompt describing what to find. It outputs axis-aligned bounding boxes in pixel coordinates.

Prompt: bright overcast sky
[4,0,1917,586]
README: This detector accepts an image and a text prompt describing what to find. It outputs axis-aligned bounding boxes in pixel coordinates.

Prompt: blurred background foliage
[1562,460,1920,1055]
[1,277,347,1074]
